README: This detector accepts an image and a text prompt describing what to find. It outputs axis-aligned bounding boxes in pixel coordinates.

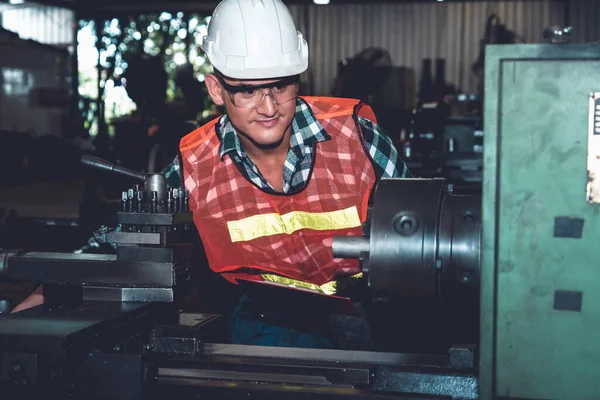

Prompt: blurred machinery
[0,43,600,400]
[354,15,524,191]
[0,28,71,139]
[332,47,416,141]
[333,50,484,192]
[401,57,483,192]
[404,96,483,193]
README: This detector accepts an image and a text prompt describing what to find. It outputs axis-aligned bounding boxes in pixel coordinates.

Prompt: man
[14,0,410,348]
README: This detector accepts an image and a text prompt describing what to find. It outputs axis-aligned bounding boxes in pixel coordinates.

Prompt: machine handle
[81,155,146,181]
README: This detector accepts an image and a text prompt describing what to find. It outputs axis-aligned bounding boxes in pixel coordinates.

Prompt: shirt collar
[218,98,331,161]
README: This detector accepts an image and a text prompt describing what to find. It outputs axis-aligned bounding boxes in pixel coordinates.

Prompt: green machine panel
[481,44,600,400]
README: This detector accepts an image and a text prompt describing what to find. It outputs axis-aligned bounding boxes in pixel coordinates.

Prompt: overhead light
[9,0,25,4]
[313,0,330,4]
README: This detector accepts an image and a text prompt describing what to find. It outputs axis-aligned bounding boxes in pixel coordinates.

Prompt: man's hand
[11,286,43,313]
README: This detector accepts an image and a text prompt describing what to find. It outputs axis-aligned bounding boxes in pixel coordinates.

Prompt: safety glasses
[215,73,299,109]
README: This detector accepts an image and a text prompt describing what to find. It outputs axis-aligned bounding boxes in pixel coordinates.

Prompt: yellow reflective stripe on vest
[261,273,364,295]
[227,206,361,243]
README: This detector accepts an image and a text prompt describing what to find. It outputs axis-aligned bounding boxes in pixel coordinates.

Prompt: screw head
[393,213,419,236]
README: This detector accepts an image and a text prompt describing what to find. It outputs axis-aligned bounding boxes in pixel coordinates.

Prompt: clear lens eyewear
[216,75,299,109]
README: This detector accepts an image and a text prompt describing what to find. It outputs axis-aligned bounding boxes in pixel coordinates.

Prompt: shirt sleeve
[162,155,184,190]
[358,116,412,179]
[75,156,182,254]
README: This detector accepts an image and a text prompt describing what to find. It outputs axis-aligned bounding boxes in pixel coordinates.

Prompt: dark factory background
[0,0,597,307]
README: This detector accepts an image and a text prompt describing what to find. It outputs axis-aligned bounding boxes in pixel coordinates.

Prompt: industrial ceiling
[0,0,563,19]
[1,0,538,14]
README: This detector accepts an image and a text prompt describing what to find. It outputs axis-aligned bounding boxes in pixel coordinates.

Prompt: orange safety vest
[179,97,377,289]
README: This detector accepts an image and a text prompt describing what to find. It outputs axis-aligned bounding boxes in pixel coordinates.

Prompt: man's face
[205,73,299,149]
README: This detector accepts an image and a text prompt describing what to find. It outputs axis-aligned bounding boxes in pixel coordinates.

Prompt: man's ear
[205,74,225,106]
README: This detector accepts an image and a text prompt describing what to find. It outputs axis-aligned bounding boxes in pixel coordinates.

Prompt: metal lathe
[1,44,599,400]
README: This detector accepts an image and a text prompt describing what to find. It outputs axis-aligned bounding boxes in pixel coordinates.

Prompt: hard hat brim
[209,63,308,81]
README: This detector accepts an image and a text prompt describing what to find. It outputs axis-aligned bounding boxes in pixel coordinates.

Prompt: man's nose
[256,92,277,116]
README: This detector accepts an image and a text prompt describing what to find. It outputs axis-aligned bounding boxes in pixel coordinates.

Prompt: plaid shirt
[77,98,409,253]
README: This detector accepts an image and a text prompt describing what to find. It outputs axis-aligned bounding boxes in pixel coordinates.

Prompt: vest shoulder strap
[301,96,378,124]
[180,116,220,152]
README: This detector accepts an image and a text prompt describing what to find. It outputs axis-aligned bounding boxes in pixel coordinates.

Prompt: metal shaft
[332,236,370,259]
[81,155,146,181]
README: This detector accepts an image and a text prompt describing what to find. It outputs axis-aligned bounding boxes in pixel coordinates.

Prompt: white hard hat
[200,0,309,80]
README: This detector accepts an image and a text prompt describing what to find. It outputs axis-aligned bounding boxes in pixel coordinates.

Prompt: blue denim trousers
[227,295,333,348]
[227,294,374,350]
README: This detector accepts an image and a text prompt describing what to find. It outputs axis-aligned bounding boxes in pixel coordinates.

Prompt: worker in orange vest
[15,0,410,349]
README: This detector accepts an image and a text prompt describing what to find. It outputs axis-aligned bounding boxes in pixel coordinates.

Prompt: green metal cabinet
[481,44,600,400]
